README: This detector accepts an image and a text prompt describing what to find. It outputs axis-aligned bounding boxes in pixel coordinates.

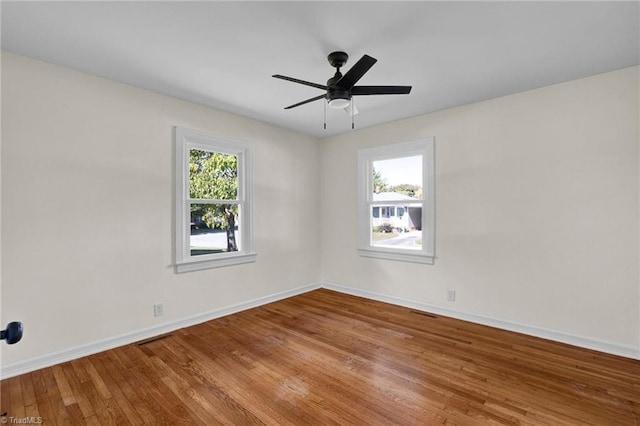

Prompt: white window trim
[174,127,256,273]
[357,138,435,264]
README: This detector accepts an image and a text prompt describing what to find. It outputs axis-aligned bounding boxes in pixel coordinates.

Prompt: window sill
[175,252,257,273]
[358,248,434,265]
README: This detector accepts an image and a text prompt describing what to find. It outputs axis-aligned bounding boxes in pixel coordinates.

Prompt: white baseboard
[322,281,640,360]
[3,280,637,379]
[0,282,321,379]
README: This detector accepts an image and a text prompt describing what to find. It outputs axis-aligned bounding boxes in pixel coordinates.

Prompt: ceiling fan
[273,51,411,127]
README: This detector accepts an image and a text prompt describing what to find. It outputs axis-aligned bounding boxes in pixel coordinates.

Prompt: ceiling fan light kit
[273,51,411,129]
[328,98,350,109]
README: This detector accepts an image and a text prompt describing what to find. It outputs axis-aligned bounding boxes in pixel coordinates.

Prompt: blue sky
[373,155,422,186]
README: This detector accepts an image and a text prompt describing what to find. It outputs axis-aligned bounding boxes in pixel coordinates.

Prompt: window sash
[189,202,242,254]
[175,127,255,272]
[357,138,435,264]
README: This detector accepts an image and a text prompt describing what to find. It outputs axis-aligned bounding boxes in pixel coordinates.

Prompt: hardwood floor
[2,289,639,425]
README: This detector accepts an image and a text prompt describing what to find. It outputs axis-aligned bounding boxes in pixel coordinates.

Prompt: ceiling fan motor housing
[327,74,351,106]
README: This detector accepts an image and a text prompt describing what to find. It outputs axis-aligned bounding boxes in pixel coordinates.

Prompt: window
[357,138,435,264]
[175,127,255,272]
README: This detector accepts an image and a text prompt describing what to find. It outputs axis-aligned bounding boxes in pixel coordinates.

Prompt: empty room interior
[1,1,639,425]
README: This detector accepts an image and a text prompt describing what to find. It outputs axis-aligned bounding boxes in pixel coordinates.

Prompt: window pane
[189,149,238,200]
[358,138,434,263]
[190,203,240,255]
[370,155,423,250]
[371,205,422,250]
[372,155,422,198]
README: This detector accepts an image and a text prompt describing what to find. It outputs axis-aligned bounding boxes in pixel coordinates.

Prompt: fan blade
[351,86,412,95]
[335,55,377,90]
[272,75,327,90]
[284,94,326,109]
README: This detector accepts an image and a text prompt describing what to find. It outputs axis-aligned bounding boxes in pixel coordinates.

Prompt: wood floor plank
[60,362,95,420]
[9,374,25,418]
[1,376,12,418]
[41,367,72,425]
[2,289,639,425]
[32,370,54,426]
[90,353,143,426]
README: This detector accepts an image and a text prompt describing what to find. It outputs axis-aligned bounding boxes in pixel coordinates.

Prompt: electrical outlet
[154,303,164,317]
[447,289,456,302]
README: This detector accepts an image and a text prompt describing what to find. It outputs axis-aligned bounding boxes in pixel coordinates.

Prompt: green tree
[373,167,389,193]
[390,183,421,198]
[189,149,238,252]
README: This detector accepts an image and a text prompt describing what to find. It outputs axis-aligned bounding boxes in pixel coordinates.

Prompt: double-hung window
[357,138,435,264]
[175,127,255,272]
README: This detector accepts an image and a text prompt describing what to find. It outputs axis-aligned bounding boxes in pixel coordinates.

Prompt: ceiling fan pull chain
[351,98,355,130]
[324,99,327,130]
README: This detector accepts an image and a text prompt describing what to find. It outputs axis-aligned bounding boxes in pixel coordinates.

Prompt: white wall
[0,52,321,368]
[321,67,640,354]
[1,52,638,374]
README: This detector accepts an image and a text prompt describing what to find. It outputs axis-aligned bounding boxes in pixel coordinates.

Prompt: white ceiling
[2,1,638,138]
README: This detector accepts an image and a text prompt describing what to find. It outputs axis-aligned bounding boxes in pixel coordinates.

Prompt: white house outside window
[357,138,435,264]
[175,127,255,272]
